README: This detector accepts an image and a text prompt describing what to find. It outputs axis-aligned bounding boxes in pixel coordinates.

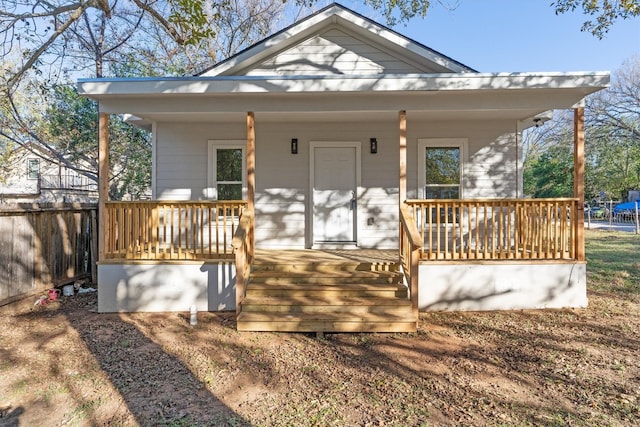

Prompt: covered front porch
[84,76,601,332]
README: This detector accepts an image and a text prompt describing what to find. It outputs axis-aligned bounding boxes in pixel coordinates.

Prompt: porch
[97,197,585,331]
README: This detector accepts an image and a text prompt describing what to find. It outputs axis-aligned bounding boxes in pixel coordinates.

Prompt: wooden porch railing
[405,198,579,261]
[104,200,247,260]
[399,204,424,320]
[231,209,254,315]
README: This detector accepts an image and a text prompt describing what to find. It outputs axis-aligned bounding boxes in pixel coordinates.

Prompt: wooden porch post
[246,112,256,212]
[574,106,585,261]
[98,111,109,261]
[246,112,256,258]
[399,110,407,204]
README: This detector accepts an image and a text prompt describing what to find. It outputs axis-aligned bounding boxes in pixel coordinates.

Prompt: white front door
[312,145,358,244]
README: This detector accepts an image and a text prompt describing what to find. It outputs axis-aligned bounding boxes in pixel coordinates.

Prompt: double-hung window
[27,159,40,180]
[208,141,246,200]
[418,139,466,199]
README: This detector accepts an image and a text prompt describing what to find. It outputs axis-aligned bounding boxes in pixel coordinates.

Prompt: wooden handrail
[231,211,252,251]
[232,209,254,315]
[104,200,247,260]
[399,204,422,322]
[400,204,424,250]
[405,198,579,261]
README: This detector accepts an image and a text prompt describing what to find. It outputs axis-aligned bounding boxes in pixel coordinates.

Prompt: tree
[0,0,289,200]
[523,112,576,198]
[553,0,640,38]
[0,0,217,88]
[43,85,152,199]
[584,56,640,200]
[523,57,640,202]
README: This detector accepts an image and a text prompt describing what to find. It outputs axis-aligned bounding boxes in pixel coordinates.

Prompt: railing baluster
[104,201,247,260]
[405,198,579,262]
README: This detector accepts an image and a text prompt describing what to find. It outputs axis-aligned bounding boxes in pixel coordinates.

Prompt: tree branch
[131,0,186,44]
[6,3,88,89]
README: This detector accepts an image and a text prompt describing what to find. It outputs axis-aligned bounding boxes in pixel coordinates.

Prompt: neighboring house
[0,143,98,205]
[78,3,609,332]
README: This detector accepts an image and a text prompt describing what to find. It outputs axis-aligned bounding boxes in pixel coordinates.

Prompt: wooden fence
[0,204,97,306]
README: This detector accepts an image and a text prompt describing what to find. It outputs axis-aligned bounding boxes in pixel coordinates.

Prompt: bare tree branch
[6,3,88,89]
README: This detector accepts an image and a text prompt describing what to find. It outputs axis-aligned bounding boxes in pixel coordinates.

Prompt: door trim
[309,141,362,248]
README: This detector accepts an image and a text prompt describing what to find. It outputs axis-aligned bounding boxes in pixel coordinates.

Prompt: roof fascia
[78,72,610,97]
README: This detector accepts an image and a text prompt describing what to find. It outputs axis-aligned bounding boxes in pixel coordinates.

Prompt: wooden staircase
[236,255,417,333]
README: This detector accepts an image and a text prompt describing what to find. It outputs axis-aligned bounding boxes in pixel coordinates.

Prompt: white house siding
[243,28,423,76]
[154,118,521,249]
[405,119,519,199]
[155,122,245,200]
[254,120,400,249]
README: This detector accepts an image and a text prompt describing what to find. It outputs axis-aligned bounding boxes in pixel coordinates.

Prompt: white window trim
[207,140,246,200]
[417,138,467,199]
[27,158,40,180]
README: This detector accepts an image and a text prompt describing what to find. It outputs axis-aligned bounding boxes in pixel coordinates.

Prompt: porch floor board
[238,249,416,333]
[254,249,398,264]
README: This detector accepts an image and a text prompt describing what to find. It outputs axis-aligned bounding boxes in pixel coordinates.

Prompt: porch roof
[78,71,609,128]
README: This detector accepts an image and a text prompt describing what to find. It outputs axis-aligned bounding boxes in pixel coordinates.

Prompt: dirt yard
[1,231,639,426]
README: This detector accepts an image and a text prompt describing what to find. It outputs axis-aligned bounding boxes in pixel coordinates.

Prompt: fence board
[0,205,96,306]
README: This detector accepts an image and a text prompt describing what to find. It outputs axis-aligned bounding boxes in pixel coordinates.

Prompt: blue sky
[335,1,639,73]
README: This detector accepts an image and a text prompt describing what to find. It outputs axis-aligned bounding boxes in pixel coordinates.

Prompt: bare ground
[1,235,639,426]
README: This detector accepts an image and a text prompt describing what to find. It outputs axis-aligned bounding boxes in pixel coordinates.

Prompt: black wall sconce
[291,138,298,154]
[370,138,378,154]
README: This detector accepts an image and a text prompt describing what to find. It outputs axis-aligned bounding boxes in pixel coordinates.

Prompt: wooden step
[237,256,414,333]
[245,284,407,299]
[252,261,400,273]
[236,311,417,333]
[249,270,403,285]
[241,296,412,314]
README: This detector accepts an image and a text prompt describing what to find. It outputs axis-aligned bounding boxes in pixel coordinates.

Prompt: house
[78,3,609,332]
[0,142,98,205]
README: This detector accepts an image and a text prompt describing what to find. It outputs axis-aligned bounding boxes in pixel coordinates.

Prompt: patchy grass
[585,230,640,298]
[0,229,638,426]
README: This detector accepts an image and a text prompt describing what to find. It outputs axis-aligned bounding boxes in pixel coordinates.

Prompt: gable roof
[199,2,476,77]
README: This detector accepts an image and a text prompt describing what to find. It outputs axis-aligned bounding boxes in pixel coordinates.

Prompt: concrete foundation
[97,261,236,313]
[419,262,587,311]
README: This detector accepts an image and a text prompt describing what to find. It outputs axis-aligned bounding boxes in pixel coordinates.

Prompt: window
[27,159,39,180]
[208,141,246,200]
[418,139,466,199]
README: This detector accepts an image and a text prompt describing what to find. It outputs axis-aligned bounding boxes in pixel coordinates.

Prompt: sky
[337,0,640,73]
